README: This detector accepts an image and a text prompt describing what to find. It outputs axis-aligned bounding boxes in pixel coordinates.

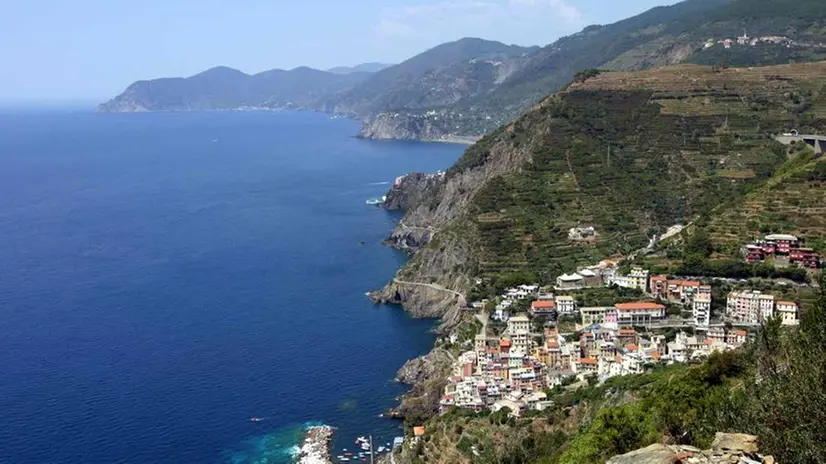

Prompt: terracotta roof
[615,356,623,363]
[650,275,667,281]
[615,302,665,311]
[704,339,712,345]
[735,330,747,336]
[777,301,798,306]
[619,328,636,335]
[413,426,426,436]
[500,339,511,347]
[626,344,637,351]
[651,351,661,360]
[532,300,556,309]
[579,357,598,365]
[547,341,560,349]
[683,280,701,287]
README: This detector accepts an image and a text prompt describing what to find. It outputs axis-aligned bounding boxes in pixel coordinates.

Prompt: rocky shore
[297,425,334,464]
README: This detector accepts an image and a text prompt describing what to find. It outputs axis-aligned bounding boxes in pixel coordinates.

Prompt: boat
[249,417,264,422]
[365,196,386,206]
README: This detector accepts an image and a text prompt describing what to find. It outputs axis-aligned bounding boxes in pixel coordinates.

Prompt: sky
[0,0,681,101]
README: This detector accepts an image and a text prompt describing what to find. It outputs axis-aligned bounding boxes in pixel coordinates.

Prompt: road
[392,278,463,297]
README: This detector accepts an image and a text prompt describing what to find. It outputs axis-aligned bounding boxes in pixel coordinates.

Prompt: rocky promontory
[359,112,480,143]
[297,425,334,464]
[383,172,445,211]
[385,347,454,421]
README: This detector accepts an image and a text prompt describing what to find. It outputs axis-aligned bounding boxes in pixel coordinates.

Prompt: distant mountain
[100,0,826,139]
[357,0,826,140]
[327,62,394,74]
[97,66,370,113]
[327,38,539,118]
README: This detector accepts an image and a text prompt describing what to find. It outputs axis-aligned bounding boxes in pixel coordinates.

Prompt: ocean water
[0,110,463,463]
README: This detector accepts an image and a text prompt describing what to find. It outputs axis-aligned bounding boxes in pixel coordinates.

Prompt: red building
[790,247,821,269]
[746,245,764,263]
[530,300,556,318]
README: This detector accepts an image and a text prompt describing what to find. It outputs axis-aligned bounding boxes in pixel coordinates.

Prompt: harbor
[333,435,398,463]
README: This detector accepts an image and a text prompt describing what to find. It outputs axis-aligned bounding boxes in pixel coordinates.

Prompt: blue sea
[0,110,463,463]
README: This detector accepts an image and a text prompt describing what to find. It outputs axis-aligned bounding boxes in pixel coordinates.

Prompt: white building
[726,290,775,325]
[693,292,712,327]
[580,306,610,326]
[555,295,577,315]
[506,314,532,352]
[776,301,799,326]
[556,273,584,289]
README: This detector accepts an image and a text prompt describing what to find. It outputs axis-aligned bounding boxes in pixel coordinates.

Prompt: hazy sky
[1,0,680,100]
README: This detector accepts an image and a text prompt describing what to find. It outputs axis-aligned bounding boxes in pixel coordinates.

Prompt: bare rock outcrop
[607,433,774,464]
[385,347,454,420]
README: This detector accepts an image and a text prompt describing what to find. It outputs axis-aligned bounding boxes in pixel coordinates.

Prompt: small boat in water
[365,196,386,206]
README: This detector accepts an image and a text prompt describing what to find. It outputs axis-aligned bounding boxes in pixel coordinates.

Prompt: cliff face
[359,112,481,143]
[383,172,446,211]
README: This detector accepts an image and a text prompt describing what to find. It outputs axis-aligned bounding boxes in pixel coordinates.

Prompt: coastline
[96,107,481,145]
[297,425,334,464]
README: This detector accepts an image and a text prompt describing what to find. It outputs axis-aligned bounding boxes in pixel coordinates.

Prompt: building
[530,300,556,318]
[580,306,611,325]
[556,273,584,290]
[628,267,650,292]
[693,286,712,327]
[726,290,775,325]
[649,275,668,300]
[610,266,649,292]
[506,314,531,335]
[555,295,577,315]
[614,302,666,326]
[578,269,603,287]
[506,314,532,352]
[789,247,821,268]
[726,329,748,347]
[576,357,598,375]
[764,233,799,254]
[667,280,701,303]
[776,301,799,326]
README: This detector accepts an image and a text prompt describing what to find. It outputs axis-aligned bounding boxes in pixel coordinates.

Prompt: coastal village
[430,231,819,419]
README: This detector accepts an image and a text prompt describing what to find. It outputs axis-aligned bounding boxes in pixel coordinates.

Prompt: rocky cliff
[385,347,454,421]
[358,112,481,143]
[382,172,446,211]
[607,433,775,464]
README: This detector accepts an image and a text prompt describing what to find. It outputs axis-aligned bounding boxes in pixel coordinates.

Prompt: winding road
[391,278,467,306]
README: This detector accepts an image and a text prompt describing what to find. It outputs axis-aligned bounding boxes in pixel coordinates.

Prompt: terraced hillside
[706,149,826,252]
[387,62,826,298]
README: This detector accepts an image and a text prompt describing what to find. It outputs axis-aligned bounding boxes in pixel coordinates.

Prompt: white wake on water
[367,181,390,186]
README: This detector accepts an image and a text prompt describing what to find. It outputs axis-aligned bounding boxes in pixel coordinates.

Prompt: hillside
[97,65,371,112]
[326,62,394,74]
[326,38,537,121]
[705,148,826,253]
[364,0,826,140]
[375,61,826,319]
